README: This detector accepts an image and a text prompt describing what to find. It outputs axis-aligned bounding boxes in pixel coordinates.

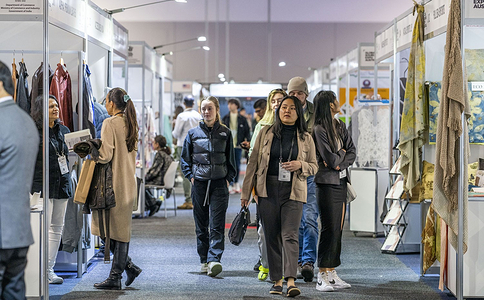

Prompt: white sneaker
[48,270,63,284]
[207,261,222,277]
[200,263,208,273]
[327,270,351,289]
[316,272,334,292]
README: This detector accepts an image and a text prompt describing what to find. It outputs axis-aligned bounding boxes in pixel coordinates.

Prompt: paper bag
[74,159,96,205]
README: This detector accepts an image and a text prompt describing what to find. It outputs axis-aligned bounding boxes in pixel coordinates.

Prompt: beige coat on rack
[92,115,137,243]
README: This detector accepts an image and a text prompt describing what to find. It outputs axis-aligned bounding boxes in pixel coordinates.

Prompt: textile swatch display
[30,62,54,110]
[429,81,484,144]
[16,61,30,114]
[398,2,427,196]
[432,0,469,289]
[50,63,74,131]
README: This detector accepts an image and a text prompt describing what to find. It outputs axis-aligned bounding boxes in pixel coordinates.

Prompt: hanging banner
[396,10,417,51]
[360,45,375,68]
[465,0,484,18]
[48,0,85,35]
[0,0,41,14]
[86,1,112,48]
[347,48,358,72]
[375,24,394,63]
[424,0,451,37]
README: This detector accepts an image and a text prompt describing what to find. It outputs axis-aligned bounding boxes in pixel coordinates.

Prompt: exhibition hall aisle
[52,191,456,300]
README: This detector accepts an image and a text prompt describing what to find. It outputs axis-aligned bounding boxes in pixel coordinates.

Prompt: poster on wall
[0,0,41,14]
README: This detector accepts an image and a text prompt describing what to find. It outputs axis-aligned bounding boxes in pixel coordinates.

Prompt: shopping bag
[228,206,249,246]
[74,159,96,205]
[347,182,357,203]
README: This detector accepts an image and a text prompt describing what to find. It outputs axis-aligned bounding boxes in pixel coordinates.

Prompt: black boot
[125,256,142,286]
[94,240,128,290]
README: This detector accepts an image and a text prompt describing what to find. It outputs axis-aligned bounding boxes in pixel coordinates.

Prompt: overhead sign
[330,61,338,80]
[424,0,451,37]
[49,0,85,35]
[113,19,128,59]
[465,0,484,18]
[210,83,282,97]
[86,1,112,48]
[396,10,416,50]
[360,45,375,68]
[375,24,394,62]
[347,48,358,71]
[0,0,41,14]
[337,55,347,77]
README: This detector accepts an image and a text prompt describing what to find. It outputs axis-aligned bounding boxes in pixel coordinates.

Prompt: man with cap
[173,95,202,209]
[0,60,39,299]
[222,98,251,194]
[287,76,317,282]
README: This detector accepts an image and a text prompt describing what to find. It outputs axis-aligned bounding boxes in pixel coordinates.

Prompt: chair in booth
[145,161,179,218]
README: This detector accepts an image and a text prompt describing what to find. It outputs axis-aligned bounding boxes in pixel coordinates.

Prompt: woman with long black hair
[241,96,318,297]
[312,90,356,292]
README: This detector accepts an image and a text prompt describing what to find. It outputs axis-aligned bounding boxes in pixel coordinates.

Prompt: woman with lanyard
[241,95,318,297]
[31,95,72,284]
[311,90,355,292]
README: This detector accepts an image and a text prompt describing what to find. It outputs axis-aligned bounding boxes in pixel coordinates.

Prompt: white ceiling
[96,0,414,24]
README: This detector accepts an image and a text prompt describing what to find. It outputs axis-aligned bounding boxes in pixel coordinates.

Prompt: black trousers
[0,247,29,300]
[259,176,303,281]
[316,179,347,268]
[192,179,229,264]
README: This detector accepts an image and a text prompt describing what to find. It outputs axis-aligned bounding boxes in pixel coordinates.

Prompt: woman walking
[181,96,236,277]
[31,95,72,284]
[241,96,318,297]
[312,90,356,292]
[93,87,142,290]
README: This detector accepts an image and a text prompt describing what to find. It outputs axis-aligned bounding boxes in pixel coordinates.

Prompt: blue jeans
[298,175,318,265]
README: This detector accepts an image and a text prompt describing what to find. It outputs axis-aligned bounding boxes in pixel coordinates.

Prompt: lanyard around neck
[279,131,296,163]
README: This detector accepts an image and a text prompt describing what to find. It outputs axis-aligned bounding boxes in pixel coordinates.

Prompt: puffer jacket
[145,151,174,186]
[31,120,73,199]
[181,120,237,183]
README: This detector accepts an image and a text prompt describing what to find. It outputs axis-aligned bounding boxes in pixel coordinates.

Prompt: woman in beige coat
[93,87,142,290]
[241,96,318,297]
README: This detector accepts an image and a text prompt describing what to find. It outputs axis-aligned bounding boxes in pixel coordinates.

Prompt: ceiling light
[220,77,226,82]
[218,73,225,79]
[198,36,207,42]
[202,46,210,51]
[279,61,286,67]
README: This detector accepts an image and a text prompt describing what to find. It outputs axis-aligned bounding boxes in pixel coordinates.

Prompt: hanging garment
[61,168,84,253]
[432,0,469,289]
[30,62,54,108]
[81,64,96,139]
[12,61,17,102]
[16,61,30,114]
[398,3,428,195]
[50,63,74,131]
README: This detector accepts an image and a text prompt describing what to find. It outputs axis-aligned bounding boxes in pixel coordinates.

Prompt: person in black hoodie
[31,95,72,284]
[181,96,236,277]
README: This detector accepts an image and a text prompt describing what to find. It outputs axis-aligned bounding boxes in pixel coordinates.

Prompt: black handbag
[228,206,249,246]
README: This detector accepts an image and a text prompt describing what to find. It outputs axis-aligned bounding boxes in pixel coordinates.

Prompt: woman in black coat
[181,96,236,278]
[31,95,72,284]
[311,91,356,293]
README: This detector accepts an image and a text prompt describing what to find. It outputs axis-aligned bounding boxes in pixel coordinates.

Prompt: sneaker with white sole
[327,270,351,289]
[201,263,208,273]
[207,262,222,277]
[316,272,334,292]
[48,270,63,284]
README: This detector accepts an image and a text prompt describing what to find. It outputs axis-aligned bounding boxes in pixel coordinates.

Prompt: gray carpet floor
[56,192,456,300]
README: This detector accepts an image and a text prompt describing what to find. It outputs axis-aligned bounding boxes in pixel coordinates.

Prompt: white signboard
[86,2,112,48]
[337,55,347,77]
[113,19,128,59]
[465,0,484,18]
[330,61,338,80]
[210,83,282,97]
[49,0,85,34]
[347,48,358,71]
[424,0,451,36]
[0,0,41,14]
[375,25,394,62]
[471,81,484,91]
[396,11,416,50]
[161,57,173,79]
[360,45,375,68]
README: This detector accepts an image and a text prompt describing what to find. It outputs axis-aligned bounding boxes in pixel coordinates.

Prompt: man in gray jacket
[0,61,39,299]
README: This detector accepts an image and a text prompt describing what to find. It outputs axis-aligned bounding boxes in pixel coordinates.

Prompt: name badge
[339,169,347,179]
[58,155,69,175]
[278,163,291,182]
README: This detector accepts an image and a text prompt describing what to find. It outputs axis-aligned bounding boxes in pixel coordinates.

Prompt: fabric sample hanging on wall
[81,64,96,139]
[432,0,469,289]
[398,3,428,195]
[11,61,17,102]
[30,62,53,109]
[50,63,74,131]
[16,61,30,114]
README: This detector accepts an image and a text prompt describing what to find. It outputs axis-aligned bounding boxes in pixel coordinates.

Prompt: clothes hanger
[60,52,65,66]
[21,50,24,63]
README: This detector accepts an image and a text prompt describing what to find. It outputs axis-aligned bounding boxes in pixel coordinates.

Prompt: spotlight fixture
[278,61,286,67]
[153,36,208,50]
